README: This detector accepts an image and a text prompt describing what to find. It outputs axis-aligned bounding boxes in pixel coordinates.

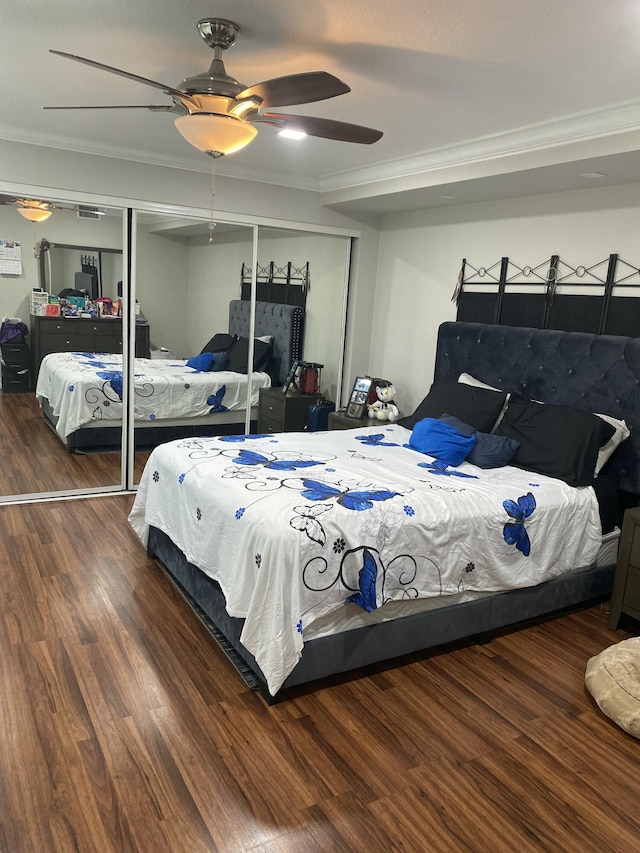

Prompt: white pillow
[458,372,502,392]
[594,413,630,475]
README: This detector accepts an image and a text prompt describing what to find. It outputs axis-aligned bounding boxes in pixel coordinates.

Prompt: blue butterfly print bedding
[129,422,603,696]
[34,350,270,439]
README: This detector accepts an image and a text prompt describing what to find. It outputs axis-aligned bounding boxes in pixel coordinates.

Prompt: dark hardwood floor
[0,391,149,495]
[0,494,639,852]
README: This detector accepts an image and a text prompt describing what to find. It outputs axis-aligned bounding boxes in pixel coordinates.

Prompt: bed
[35,299,304,452]
[129,322,640,701]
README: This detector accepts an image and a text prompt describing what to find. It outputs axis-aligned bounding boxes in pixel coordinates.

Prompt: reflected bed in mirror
[36,300,303,453]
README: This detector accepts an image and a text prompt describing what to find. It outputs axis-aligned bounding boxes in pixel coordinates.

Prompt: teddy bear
[367,379,399,422]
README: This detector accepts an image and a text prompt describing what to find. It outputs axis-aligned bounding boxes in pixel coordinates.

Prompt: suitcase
[307,400,335,431]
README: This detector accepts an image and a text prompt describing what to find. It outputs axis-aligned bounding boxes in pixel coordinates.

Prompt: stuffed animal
[367,380,399,422]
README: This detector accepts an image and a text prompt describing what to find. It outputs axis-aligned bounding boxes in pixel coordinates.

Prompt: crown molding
[318,98,640,196]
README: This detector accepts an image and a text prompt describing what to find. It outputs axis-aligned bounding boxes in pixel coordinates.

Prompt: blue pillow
[404,418,477,466]
[210,351,229,372]
[186,352,215,372]
[439,413,520,469]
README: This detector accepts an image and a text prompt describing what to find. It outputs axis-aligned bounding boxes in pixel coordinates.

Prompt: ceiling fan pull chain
[208,159,217,244]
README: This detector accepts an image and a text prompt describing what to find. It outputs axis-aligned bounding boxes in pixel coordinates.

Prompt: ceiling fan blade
[238,72,350,108]
[260,113,383,144]
[49,50,196,108]
[43,104,183,113]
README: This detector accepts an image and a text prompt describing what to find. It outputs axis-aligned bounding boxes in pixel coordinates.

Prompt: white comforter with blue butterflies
[129,424,602,695]
[35,352,271,438]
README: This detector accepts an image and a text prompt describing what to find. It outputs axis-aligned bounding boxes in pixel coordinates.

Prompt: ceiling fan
[45,18,383,158]
[0,194,105,223]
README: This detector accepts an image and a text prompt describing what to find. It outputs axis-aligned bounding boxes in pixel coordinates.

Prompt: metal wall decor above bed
[454,254,640,337]
[240,260,309,309]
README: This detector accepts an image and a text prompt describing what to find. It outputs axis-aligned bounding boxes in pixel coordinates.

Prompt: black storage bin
[1,342,29,368]
[1,364,30,393]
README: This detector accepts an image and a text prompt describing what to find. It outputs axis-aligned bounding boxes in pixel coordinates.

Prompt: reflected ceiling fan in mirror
[0,194,106,223]
[45,17,383,158]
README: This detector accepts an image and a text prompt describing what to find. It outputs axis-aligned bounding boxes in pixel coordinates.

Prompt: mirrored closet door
[0,195,127,501]
[0,188,353,500]
[131,213,257,485]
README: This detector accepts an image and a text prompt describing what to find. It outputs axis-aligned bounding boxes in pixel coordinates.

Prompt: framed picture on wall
[345,376,372,418]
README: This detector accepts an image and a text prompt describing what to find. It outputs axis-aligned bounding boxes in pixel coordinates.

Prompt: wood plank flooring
[0,391,149,495]
[0,494,639,852]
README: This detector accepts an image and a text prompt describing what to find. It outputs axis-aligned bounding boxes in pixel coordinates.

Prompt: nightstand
[328,409,371,430]
[608,506,640,629]
[258,386,311,434]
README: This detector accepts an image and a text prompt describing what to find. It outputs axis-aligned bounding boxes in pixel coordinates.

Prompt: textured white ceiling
[3,0,640,212]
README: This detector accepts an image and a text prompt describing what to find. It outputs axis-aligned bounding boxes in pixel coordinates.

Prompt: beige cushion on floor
[585,637,640,739]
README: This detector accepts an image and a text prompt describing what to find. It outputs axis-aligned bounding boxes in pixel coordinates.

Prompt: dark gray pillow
[398,381,508,433]
[201,332,236,354]
[226,337,273,374]
[494,396,615,486]
[439,414,520,469]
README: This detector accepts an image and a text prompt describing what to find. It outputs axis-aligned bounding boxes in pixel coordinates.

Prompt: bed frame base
[147,525,615,704]
[41,401,256,453]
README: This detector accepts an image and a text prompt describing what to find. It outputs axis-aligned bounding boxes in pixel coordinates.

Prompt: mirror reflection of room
[0,201,350,500]
[0,199,127,498]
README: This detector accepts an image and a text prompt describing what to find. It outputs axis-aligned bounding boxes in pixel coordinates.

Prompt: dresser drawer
[93,336,123,353]
[38,318,79,335]
[94,320,122,337]
[622,563,640,614]
[260,415,283,434]
[40,334,96,354]
[629,524,640,568]
[260,392,286,423]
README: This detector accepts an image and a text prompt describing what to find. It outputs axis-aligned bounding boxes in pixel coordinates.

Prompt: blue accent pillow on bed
[186,351,230,372]
[404,418,477,466]
[186,352,215,372]
[439,414,520,469]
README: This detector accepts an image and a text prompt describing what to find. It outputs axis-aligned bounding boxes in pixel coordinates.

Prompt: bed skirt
[147,525,615,703]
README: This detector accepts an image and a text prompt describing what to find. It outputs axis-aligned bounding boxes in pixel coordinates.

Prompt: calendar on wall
[0,239,22,275]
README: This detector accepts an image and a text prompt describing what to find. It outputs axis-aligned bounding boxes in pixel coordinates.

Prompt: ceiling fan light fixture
[16,206,52,223]
[279,128,307,140]
[174,113,257,156]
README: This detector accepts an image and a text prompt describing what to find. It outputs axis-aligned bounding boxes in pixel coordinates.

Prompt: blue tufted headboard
[434,322,640,494]
[228,299,304,384]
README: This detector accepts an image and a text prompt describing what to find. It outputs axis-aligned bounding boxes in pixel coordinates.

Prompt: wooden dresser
[30,316,151,382]
[258,386,312,433]
[608,506,640,629]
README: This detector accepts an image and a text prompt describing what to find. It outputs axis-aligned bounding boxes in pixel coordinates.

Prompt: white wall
[186,230,254,356]
[370,182,640,419]
[135,225,190,356]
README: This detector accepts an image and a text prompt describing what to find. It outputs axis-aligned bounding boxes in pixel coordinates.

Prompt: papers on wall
[0,240,22,275]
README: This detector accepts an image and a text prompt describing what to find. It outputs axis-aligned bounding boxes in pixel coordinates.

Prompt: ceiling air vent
[77,205,102,220]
